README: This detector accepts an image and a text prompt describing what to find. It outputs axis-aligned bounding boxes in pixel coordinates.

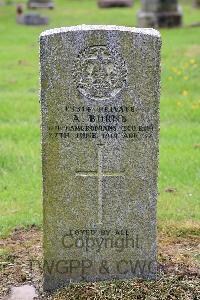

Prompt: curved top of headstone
[40,24,160,38]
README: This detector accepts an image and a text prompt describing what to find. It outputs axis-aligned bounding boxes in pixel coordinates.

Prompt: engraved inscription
[74,46,127,101]
[75,146,125,224]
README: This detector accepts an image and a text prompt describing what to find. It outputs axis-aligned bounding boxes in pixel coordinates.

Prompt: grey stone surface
[17,13,48,25]
[193,0,200,8]
[28,0,54,9]
[98,0,133,8]
[138,0,182,28]
[6,285,38,300]
[40,25,161,292]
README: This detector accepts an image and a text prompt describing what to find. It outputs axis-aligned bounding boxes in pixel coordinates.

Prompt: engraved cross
[75,146,124,225]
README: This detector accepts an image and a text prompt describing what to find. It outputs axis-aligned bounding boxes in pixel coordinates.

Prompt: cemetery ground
[0,0,200,299]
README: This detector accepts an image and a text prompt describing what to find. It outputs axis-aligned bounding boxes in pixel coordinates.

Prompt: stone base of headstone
[138,6,182,28]
[98,0,133,8]
[17,13,49,25]
[27,0,54,9]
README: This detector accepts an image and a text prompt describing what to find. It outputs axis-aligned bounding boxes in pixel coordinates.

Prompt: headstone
[98,0,133,8]
[17,12,48,25]
[16,3,48,25]
[40,25,161,292]
[193,0,200,8]
[27,0,54,9]
[138,0,182,28]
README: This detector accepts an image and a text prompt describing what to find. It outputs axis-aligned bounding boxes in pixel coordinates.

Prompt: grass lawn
[0,0,200,237]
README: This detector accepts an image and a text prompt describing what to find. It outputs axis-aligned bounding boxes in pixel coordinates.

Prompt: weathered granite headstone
[28,0,54,9]
[40,25,161,292]
[98,0,133,8]
[138,0,182,28]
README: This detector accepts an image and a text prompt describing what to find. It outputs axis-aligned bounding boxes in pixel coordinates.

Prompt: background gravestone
[193,0,200,8]
[16,3,48,25]
[98,0,133,8]
[138,0,182,28]
[28,0,54,9]
[17,13,49,25]
[40,25,161,292]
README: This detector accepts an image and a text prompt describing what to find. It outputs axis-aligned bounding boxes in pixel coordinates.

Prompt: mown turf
[0,0,200,237]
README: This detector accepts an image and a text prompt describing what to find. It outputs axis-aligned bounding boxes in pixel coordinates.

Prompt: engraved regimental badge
[74,46,127,101]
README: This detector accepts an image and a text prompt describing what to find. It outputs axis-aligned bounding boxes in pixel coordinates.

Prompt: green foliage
[0,0,200,237]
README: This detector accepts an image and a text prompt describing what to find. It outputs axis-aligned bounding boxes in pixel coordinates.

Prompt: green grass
[0,0,200,237]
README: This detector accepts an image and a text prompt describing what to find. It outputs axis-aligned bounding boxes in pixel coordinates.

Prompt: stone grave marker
[193,0,200,8]
[138,0,182,28]
[28,0,54,9]
[40,25,161,291]
[16,3,48,25]
[98,0,133,8]
[17,12,49,25]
